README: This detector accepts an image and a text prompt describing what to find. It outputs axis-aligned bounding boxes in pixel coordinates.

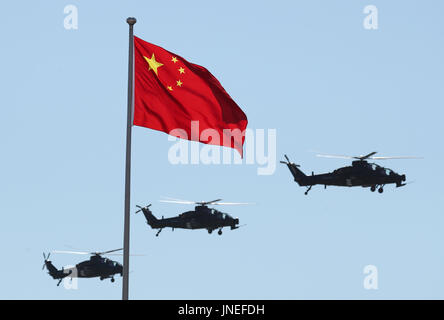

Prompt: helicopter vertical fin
[140,207,159,228]
[45,261,59,275]
[280,155,308,186]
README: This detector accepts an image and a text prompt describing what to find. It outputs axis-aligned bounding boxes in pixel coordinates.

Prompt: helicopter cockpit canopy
[105,259,119,267]
[369,163,396,175]
[210,209,230,220]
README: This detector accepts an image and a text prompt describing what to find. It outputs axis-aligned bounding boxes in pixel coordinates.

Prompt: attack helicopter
[42,249,124,286]
[136,198,249,236]
[281,152,420,195]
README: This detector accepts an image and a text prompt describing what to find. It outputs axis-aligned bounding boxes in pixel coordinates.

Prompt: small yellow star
[167,86,173,91]
[176,80,183,87]
[171,56,178,63]
[178,67,185,74]
[143,53,163,76]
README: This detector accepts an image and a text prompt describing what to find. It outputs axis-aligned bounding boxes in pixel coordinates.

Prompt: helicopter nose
[234,218,239,225]
[402,174,406,181]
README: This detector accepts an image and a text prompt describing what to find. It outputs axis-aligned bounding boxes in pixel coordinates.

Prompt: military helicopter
[281,152,420,195]
[42,248,124,286]
[136,198,249,236]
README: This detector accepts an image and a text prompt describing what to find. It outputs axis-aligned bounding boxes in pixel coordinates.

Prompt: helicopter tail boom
[44,260,70,280]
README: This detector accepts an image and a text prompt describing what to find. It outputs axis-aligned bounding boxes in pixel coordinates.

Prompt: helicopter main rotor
[52,248,123,256]
[159,197,252,206]
[51,248,145,257]
[316,151,422,161]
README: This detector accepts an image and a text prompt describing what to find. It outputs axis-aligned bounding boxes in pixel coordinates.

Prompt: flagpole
[123,16,136,300]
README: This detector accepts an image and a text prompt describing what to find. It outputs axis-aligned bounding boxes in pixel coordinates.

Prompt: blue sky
[1,0,443,299]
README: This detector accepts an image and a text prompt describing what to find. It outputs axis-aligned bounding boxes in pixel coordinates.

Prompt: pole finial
[127,17,137,25]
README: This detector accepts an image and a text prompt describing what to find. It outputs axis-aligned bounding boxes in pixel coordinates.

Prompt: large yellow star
[144,53,163,76]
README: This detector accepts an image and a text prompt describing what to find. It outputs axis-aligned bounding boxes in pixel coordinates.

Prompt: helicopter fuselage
[70,256,123,279]
[303,161,405,187]
[45,255,123,285]
[140,205,240,235]
[283,159,406,194]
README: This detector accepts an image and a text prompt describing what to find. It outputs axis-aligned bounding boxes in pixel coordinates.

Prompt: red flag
[133,36,248,156]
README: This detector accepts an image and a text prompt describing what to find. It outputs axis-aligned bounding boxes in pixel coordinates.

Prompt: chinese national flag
[133,36,248,156]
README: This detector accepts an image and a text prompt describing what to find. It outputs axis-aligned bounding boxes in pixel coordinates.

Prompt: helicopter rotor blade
[280,154,292,164]
[160,198,252,206]
[53,248,126,256]
[357,152,378,160]
[104,253,146,256]
[161,197,224,206]
[42,253,46,270]
[159,199,196,205]
[197,199,222,205]
[316,153,355,159]
[211,202,254,206]
[136,204,151,209]
[52,250,92,255]
[96,248,123,255]
[368,156,423,160]
[161,196,195,202]
[280,155,301,167]
[42,252,50,270]
[316,152,378,160]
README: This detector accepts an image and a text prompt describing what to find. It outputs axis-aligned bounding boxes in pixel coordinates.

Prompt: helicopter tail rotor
[280,155,308,186]
[136,204,152,214]
[280,154,300,167]
[42,252,51,270]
